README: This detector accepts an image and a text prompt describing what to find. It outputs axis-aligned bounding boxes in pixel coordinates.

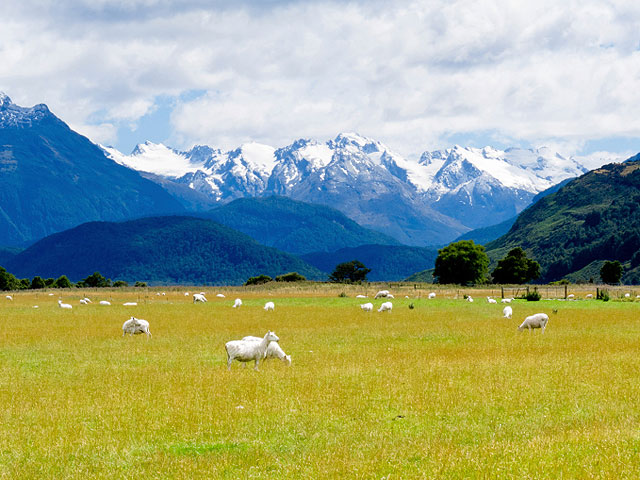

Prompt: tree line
[0,268,144,291]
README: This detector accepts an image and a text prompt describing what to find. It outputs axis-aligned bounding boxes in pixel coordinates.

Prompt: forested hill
[5,216,323,285]
[203,196,400,254]
[485,158,640,283]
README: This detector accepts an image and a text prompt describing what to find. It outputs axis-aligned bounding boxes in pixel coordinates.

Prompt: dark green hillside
[301,244,438,281]
[204,196,400,254]
[6,216,323,285]
[0,247,22,266]
[486,159,640,283]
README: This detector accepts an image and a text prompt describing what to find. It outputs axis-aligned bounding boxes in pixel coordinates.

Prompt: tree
[433,240,489,285]
[53,275,73,288]
[600,260,623,284]
[275,272,306,282]
[0,266,20,291]
[113,280,129,288]
[492,247,541,284]
[245,274,273,286]
[329,260,371,283]
[81,271,111,288]
[30,276,46,290]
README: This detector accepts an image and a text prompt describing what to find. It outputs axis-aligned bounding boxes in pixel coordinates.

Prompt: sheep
[5,295,12,301]
[58,299,72,309]
[585,294,593,299]
[184,292,189,296]
[264,301,275,311]
[518,313,549,333]
[83,297,92,303]
[466,296,474,302]
[123,302,137,306]
[355,294,367,298]
[378,301,393,312]
[79,299,88,305]
[567,294,575,299]
[216,293,225,298]
[122,316,151,338]
[99,300,111,306]
[387,294,395,299]
[428,292,436,299]
[487,297,497,304]
[360,302,373,312]
[225,331,280,370]
[501,298,512,303]
[232,298,242,308]
[193,293,207,303]
[242,336,292,366]
[374,290,390,299]
[503,306,513,319]
[624,293,630,298]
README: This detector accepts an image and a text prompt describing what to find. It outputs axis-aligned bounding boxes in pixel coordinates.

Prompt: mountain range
[104,134,588,246]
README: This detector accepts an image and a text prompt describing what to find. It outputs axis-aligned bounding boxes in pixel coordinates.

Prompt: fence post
[564,284,568,299]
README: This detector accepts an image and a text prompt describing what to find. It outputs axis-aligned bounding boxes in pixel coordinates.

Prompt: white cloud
[1,0,640,157]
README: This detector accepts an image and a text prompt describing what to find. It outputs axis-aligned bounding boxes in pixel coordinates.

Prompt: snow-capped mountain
[103,133,589,245]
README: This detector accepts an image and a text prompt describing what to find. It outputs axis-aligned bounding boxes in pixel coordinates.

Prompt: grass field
[1,285,640,478]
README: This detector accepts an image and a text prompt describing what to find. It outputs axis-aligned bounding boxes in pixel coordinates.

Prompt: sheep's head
[284,355,292,366]
[265,331,279,342]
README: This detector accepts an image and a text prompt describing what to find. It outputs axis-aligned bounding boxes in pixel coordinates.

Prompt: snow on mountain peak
[0,95,51,127]
[0,92,11,107]
[103,142,203,178]
[237,142,277,173]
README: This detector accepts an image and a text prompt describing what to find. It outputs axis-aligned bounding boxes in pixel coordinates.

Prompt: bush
[524,288,541,301]
[338,292,348,298]
[245,274,273,286]
[113,280,129,288]
[597,289,610,302]
[134,281,147,288]
[275,272,306,282]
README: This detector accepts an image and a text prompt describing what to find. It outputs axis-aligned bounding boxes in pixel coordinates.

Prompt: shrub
[113,280,129,288]
[245,274,273,286]
[524,288,542,301]
[134,281,147,288]
[408,303,415,309]
[338,292,348,298]
[597,289,610,302]
[275,272,306,282]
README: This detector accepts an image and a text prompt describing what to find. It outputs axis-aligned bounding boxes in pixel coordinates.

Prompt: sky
[2,0,640,168]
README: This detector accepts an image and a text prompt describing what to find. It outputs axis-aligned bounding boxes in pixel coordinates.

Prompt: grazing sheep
[585,294,593,299]
[374,290,390,299]
[501,298,512,303]
[360,302,374,312]
[79,299,88,305]
[184,292,189,296]
[518,313,549,333]
[58,299,72,309]
[99,301,111,306]
[624,293,630,298]
[503,306,513,319]
[242,336,291,366]
[387,294,395,299]
[232,298,242,308]
[428,292,436,299]
[226,331,280,370]
[123,302,137,306]
[487,297,497,304]
[83,297,92,303]
[355,295,367,298]
[122,316,151,338]
[466,296,474,302]
[378,301,393,312]
[264,301,275,311]
[567,294,575,299]
[193,293,207,303]
[5,295,12,301]
[216,293,225,298]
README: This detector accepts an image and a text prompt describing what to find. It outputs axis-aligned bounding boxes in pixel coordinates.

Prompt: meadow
[1,284,640,479]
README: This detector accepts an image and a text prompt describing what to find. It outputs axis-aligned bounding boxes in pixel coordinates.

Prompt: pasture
[1,285,640,478]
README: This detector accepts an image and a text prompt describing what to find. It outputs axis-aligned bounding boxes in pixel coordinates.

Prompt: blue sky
[2,0,640,166]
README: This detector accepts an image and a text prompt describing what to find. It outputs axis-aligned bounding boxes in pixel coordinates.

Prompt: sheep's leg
[254,358,260,371]
[227,354,233,370]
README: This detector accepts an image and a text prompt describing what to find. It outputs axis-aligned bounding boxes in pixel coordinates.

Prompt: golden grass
[1,287,640,478]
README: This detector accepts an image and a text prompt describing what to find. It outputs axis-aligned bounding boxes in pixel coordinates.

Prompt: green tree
[112,280,129,288]
[433,240,489,285]
[329,260,371,283]
[134,281,147,288]
[19,278,31,289]
[600,260,623,284]
[81,271,111,288]
[0,266,20,291]
[53,275,73,288]
[45,278,55,287]
[30,276,46,290]
[492,247,541,284]
[275,272,306,282]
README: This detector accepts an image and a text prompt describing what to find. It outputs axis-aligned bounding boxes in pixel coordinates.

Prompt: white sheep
[355,294,367,298]
[428,292,436,299]
[501,298,512,303]
[122,316,151,338]
[123,302,137,306]
[216,293,225,298]
[264,301,275,311]
[184,292,189,296]
[466,296,474,302]
[233,298,242,308]
[99,300,111,306]
[487,297,497,304]
[226,331,280,370]
[374,290,390,299]
[624,293,630,298]
[83,297,92,303]
[387,294,395,299]
[58,299,72,309]
[503,306,513,319]
[518,313,549,333]
[5,295,12,301]
[378,301,393,312]
[242,336,291,366]
[79,299,88,305]
[193,293,207,303]
[360,302,373,312]
[567,294,575,299]
[585,294,593,299]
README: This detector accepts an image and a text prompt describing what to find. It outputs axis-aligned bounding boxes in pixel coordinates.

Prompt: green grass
[1,287,640,478]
